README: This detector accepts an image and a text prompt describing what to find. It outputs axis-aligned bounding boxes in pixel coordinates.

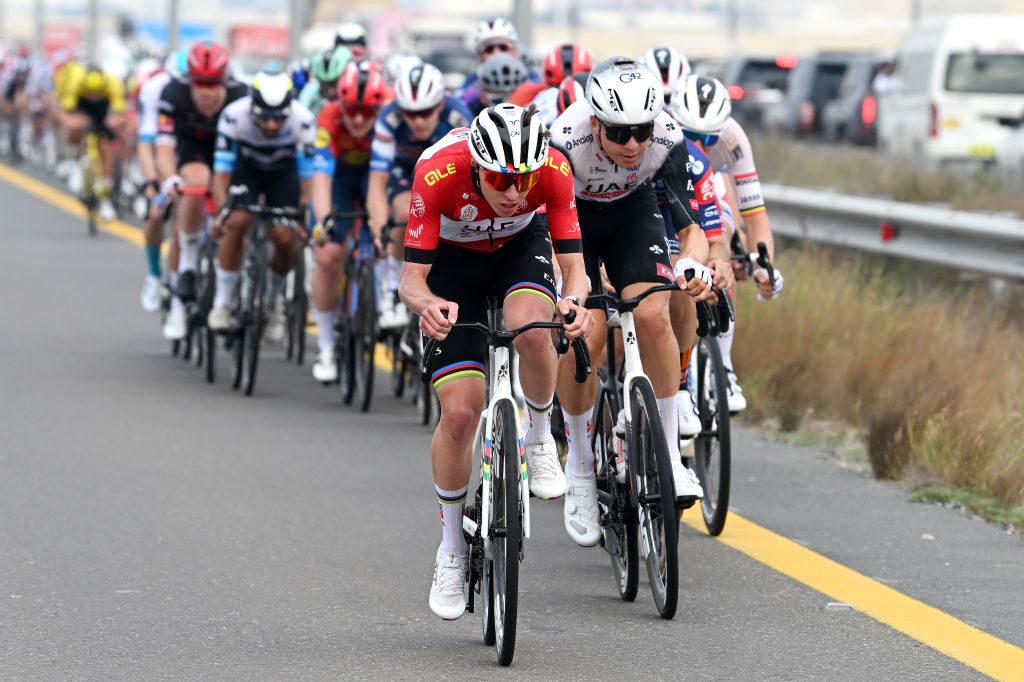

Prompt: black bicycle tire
[595,390,639,602]
[392,336,407,398]
[356,262,376,413]
[294,251,308,366]
[492,399,520,666]
[242,240,267,396]
[629,377,679,620]
[205,325,217,384]
[694,337,732,536]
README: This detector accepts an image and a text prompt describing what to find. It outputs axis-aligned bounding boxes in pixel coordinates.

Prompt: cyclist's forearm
[677,224,710,264]
[399,264,440,315]
[310,173,332,223]
[299,178,311,209]
[366,170,390,235]
[554,253,590,304]
[212,172,230,208]
[137,142,157,182]
[708,232,730,264]
[744,211,774,259]
[155,144,177,183]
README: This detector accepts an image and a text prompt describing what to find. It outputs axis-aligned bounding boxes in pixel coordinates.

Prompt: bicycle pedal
[675,497,698,510]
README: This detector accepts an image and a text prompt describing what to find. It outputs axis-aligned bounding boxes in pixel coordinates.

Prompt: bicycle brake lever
[684,269,711,337]
[555,310,575,355]
[572,337,592,384]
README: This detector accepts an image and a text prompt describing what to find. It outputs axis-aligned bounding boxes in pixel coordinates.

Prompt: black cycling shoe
[175,270,197,303]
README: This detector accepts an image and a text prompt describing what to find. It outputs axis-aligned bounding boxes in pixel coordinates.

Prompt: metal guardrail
[762,183,1024,280]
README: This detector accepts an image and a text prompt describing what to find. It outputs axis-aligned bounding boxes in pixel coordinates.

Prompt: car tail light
[775,54,799,69]
[860,95,877,125]
[929,102,938,138]
[728,84,745,100]
[799,100,816,130]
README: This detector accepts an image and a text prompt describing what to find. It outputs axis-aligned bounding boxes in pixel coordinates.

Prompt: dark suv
[764,53,855,137]
[694,55,798,130]
[820,52,891,145]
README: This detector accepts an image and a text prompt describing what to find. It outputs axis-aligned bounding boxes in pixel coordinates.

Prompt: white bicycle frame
[611,309,655,438]
[463,342,532,545]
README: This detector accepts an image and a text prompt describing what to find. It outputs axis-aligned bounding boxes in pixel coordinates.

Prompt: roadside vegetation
[750,135,1024,219]
[731,245,1024,528]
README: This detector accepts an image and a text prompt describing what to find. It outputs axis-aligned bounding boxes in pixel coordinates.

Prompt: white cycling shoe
[563,474,601,547]
[429,551,468,620]
[678,390,702,438]
[207,305,233,332]
[312,348,338,383]
[525,439,567,499]
[162,305,187,341]
[671,458,704,500]
[140,275,161,313]
[726,371,747,414]
[98,198,116,222]
[262,304,285,344]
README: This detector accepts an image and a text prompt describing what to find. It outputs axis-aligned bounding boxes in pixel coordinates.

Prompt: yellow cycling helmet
[81,68,107,94]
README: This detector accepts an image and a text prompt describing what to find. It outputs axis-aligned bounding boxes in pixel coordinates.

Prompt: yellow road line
[683,512,1024,680]
[0,163,144,246]
[4,160,1023,681]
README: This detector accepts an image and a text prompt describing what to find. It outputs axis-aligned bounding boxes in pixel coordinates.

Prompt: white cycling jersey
[705,117,765,217]
[137,72,171,144]
[529,86,559,127]
[551,100,683,203]
[215,96,317,173]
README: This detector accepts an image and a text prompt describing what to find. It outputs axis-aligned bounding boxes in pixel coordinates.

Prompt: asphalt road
[0,174,1019,680]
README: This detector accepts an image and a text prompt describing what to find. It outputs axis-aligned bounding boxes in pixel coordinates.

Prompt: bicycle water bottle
[614,408,627,483]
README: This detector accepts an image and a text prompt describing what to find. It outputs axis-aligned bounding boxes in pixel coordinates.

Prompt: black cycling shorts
[228,159,300,212]
[577,182,675,307]
[75,99,115,139]
[175,135,216,171]
[423,220,557,389]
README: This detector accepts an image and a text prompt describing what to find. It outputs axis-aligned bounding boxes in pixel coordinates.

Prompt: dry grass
[732,245,1024,507]
[750,135,1024,218]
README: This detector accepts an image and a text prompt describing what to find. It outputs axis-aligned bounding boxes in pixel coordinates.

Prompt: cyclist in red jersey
[399,104,593,620]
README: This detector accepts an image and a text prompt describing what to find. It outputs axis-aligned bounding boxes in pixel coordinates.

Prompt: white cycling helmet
[474,17,519,51]
[585,57,663,125]
[641,46,690,98]
[251,71,294,114]
[335,23,368,47]
[477,54,529,97]
[669,74,732,134]
[394,62,445,111]
[469,103,549,174]
[383,52,422,86]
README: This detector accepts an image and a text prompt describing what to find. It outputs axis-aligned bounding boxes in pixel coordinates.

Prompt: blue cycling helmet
[165,48,188,80]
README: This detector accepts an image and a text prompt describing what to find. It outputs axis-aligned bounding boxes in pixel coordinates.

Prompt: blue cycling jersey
[369,95,473,175]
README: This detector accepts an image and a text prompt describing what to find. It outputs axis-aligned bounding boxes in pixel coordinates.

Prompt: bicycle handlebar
[584,282,680,314]
[420,312,592,385]
[731,239,776,290]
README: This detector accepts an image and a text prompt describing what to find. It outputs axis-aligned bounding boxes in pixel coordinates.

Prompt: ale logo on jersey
[424,162,457,186]
[460,204,478,221]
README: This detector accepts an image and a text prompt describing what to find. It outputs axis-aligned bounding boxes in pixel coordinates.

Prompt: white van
[878,14,1024,165]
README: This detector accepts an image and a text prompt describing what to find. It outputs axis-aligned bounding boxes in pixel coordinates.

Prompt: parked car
[694,55,798,130]
[820,52,891,145]
[764,52,855,137]
[877,14,1024,165]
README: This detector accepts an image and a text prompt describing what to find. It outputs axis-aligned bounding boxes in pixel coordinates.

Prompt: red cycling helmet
[556,72,588,115]
[542,43,593,88]
[337,60,388,109]
[187,42,229,84]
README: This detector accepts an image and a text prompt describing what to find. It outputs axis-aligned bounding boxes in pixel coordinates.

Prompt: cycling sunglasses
[683,129,720,147]
[401,105,439,120]
[481,43,513,56]
[253,108,289,122]
[601,121,655,145]
[481,168,541,193]
[343,104,379,119]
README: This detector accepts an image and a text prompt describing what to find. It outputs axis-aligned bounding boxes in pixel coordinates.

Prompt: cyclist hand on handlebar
[160,175,184,200]
[754,266,784,300]
[556,297,594,341]
[419,300,459,340]
[211,204,232,239]
[710,258,735,292]
[674,258,713,302]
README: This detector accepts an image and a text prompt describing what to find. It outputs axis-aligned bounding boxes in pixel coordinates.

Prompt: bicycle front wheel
[629,378,678,620]
[355,261,377,412]
[594,389,638,602]
[241,242,267,396]
[694,337,732,536]
[487,399,520,666]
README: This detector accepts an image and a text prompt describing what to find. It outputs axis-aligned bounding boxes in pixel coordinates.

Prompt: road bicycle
[421,300,590,666]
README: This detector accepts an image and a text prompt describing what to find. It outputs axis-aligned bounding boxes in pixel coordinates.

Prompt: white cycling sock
[386,255,401,289]
[524,396,554,446]
[563,409,595,479]
[269,273,285,305]
[717,321,735,373]
[169,271,179,289]
[213,268,239,310]
[314,308,337,351]
[658,396,681,462]
[178,231,199,273]
[436,483,469,557]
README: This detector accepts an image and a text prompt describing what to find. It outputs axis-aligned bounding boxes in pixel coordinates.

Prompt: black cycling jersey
[156,79,247,168]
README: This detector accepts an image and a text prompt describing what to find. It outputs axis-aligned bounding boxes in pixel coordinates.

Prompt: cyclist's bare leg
[216,210,252,271]
[503,293,558,405]
[556,307,608,415]
[433,378,486,491]
[267,223,296,278]
[312,242,347,312]
[173,162,210,281]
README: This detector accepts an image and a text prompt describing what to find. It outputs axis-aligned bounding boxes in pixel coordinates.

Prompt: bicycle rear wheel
[595,390,638,602]
[355,261,377,412]
[484,399,520,667]
[693,337,732,536]
[629,377,678,620]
